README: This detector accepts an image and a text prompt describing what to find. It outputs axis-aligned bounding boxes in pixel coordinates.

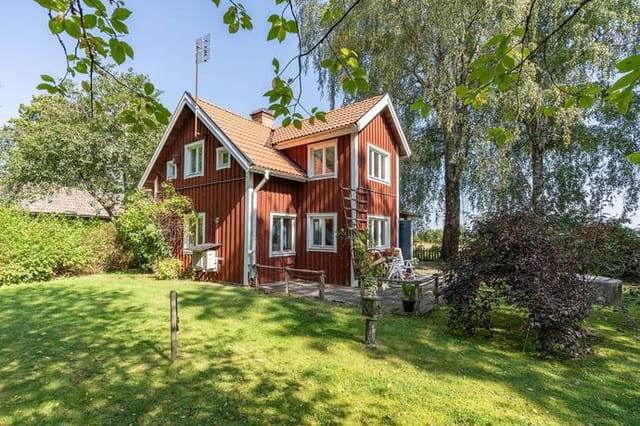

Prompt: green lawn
[0,275,638,425]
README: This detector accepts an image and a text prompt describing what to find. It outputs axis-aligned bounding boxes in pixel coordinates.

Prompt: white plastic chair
[386,248,415,280]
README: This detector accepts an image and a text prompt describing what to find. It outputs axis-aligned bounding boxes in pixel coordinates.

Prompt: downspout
[248,170,270,277]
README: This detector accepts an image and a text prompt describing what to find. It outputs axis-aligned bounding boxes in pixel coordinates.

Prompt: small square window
[368,144,390,184]
[307,213,337,252]
[368,216,390,248]
[270,213,296,256]
[216,147,230,170]
[166,160,177,180]
[184,140,204,178]
[308,140,337,179]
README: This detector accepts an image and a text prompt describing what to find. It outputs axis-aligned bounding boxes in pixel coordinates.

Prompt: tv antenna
[194,33,210,138]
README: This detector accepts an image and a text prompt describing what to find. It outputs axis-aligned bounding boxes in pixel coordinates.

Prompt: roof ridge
[196,97,271,129]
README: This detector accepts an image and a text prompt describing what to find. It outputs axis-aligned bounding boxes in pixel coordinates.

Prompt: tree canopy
[0,70,164,217]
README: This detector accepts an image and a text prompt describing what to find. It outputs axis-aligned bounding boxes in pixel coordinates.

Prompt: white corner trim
[396,152,400,247]
[356,94,411,158]
[243,171,253,285]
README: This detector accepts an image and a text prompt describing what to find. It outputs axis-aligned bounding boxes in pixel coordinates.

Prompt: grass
[0,274,639,425]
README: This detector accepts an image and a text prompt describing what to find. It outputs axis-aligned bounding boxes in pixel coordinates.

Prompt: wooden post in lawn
[170,291,178,363]
[319,271,325,302]
[284,267,289,295]
[433,274,440,305]
[414,282,420,316]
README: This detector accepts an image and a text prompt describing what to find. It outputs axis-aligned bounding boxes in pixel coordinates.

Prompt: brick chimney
[250,108,274,128]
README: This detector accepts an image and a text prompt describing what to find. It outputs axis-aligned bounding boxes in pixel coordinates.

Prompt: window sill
[368,176,391,186]
[308,174,337,181]
[270,251,296,258]
[184,172,204,179]
[216,164,230,171]
[307,246,337,253]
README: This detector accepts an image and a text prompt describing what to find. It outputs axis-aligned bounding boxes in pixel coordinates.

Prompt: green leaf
[281,116,292,127]
[267,26,280,41]
[512,26,525,38]
[64,19,83,39]
[111,19,129,34]
[272,58,280,74]
[293,119,303,129]
[81,80,91,92]
[83,14,97,29]
[285,20,298,33]
[36,83,57,94]
[320,58,333,69]
[609,69,640,92]
[109,38,126,64]
[454,85,468,98]
[615,54,640,73]
[625,152,640,164]
[144,82,155,96]
[112,8,132,21]
[83,0,106,13]
[41,74,56,83]
[75,61,88,74]
[578,95,594,109]
[564,96,576,108]
[48,16,64,34]
[35,0,66,12]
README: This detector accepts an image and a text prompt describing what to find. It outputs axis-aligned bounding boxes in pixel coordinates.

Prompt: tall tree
[0,71,164,217]
[298,0,509,258]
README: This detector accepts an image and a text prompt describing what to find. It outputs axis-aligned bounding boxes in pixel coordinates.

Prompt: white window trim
[367,143,391,186]
[183,212,206,253]
[368,215,391,249]
[308,139,338,180]
[307,213,338,253]
[184,139,205,179]
[166,160,177,180]
[269,212,297,257]
[216,146,231,170]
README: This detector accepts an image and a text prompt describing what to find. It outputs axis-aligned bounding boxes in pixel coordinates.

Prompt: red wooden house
[138,92,410,286]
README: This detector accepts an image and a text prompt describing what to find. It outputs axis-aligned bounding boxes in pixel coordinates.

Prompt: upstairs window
[270,213,296,256]
[184,140,204,178]
[368,144,390,184]
[307,213,337,252]
[308,140,337,178]
[216,147,230,170]
[184,212,206,251]
[368,216,390,248]
[166,160,177,180]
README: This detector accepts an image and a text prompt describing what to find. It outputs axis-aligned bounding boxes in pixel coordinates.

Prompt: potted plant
[401,282,417,313]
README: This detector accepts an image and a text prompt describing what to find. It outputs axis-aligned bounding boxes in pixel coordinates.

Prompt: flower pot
[361,295,382,318]
[402,299,416,313]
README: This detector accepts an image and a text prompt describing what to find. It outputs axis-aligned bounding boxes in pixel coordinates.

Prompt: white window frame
[184,140,205,178]
[166,160,177,180]
[368,215,391,249]
[367,143,391,185]
[307,213,338,253]
[308,139,337,179]
[216,146,231,170]
[183,212,206,253]
[269,212,296,257]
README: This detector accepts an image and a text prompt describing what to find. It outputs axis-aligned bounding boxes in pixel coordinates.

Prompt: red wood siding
[143,109,246,283]
[359,114,398,247]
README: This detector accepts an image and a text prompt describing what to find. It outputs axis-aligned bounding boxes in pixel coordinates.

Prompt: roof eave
[356,94,411,158]
[273,124,357,150]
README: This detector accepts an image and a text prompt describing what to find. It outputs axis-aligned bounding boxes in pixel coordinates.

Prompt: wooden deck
[257,273,446,315]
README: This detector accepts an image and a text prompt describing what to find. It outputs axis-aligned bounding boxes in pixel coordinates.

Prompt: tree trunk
[530,115,546,215]
[441,134,461,260]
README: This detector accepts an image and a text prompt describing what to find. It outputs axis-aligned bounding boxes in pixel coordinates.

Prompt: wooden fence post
[284,266,289,295]
[170,290,178,363]
[319,271,325,301]
[433,274,440,305]
[414,282,420,316]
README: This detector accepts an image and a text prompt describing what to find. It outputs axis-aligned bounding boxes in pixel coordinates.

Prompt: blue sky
[0,0,328,126]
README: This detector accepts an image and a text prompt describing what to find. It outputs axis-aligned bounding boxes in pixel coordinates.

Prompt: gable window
[166,160,177,180]
[184,212,206,251]
[368,144,390,184]
[308,140,337,178]
[216,147,230,170]
[368,216,390,248]
[270,213,296,256]
[307,213,337,252]
[184,140,204,178]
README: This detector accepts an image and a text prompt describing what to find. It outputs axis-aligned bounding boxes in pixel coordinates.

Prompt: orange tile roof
[272,95,384,145]
[196,98,305,178]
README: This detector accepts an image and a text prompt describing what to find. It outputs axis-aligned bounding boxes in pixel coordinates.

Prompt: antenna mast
[194,33,210,138]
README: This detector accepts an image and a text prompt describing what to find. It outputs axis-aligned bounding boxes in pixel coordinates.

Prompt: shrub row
[0,207,117,286]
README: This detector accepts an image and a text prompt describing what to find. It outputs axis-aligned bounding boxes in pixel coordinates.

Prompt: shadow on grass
[0,280,350,425]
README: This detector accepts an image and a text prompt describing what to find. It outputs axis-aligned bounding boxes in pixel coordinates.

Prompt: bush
[446,211,592,358]
[115,184,193,271]
[153,257,183,280]
[0,207,117,286]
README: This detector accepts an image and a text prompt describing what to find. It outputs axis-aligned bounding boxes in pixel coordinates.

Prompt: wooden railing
[413,246,442,261]
[249,264,326,301]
